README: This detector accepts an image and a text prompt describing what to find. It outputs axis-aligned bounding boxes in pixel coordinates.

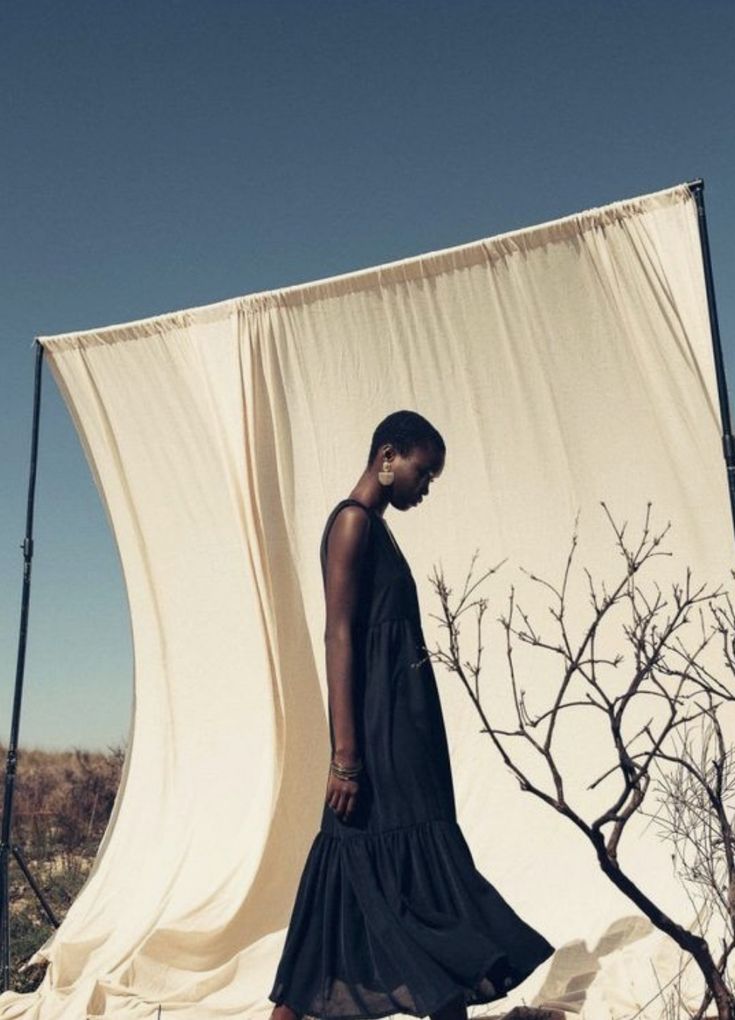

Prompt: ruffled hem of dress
[268,817,555,1019]
[270,944,548,1020]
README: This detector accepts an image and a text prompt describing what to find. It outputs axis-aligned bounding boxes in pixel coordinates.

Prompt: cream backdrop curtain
[1,182,733,1020]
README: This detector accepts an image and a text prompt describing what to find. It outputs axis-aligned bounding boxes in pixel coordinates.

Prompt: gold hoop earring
[378,458,394,486]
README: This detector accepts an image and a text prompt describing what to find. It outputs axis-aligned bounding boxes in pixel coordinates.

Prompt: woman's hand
[325,756,361,823]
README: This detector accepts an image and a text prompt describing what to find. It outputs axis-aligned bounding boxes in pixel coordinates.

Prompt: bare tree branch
[421,502,735,1020]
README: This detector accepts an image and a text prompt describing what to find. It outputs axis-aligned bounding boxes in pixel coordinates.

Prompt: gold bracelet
[330,757,363,780]
[332,754,362,768]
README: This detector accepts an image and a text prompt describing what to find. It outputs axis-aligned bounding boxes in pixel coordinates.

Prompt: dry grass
[0,741,125,992]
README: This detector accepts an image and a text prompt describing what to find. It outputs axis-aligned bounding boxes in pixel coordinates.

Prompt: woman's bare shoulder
[326,504,371,562]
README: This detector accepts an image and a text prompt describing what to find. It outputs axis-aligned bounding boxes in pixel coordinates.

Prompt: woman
[268,410,554,1020]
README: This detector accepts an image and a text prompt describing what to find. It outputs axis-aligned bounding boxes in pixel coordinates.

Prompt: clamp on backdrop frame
[1,178,733,992]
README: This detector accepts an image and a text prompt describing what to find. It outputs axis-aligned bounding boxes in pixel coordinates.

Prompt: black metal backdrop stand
[0,178,733,994]
[690,179,735,536]
[0,340,58,993]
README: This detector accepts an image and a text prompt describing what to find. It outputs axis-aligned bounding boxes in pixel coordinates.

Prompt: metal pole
[0,340,58,994]
[687,178,735,541]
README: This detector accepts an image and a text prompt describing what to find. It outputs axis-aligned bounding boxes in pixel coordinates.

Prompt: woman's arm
[323,505,370,762]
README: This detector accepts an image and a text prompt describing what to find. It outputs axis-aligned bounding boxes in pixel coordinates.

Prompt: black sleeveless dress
[268,498,554,1019]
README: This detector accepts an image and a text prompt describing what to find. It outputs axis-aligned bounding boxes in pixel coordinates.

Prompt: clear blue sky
[2,0,734,751]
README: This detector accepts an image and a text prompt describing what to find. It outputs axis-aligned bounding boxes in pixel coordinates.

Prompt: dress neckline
[337,498,410,567]
[340,497,379,516]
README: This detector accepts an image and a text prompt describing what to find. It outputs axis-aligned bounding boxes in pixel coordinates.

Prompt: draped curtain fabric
[1,182,732,1019]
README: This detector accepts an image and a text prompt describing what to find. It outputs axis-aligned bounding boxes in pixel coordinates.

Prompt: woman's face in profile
[388,443,444,511]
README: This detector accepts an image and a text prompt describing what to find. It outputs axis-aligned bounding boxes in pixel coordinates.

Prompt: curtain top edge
[36,180,693,352]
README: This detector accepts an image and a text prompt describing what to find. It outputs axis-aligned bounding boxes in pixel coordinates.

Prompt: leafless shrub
[419,502,734,1020]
